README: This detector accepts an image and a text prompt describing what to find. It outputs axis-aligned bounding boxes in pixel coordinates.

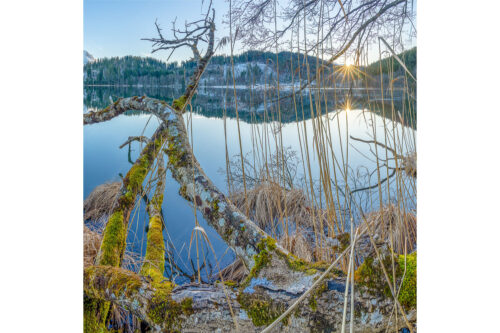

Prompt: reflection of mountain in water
[84,85,416,128]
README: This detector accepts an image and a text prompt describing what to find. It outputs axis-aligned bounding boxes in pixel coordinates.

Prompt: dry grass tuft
[84,182,121,221]
[279,229,313,262]
[363,204,417,254]
[229,181,319,231]
[84,226,102,268]
[215,258,248,283]
[403,152,417,178]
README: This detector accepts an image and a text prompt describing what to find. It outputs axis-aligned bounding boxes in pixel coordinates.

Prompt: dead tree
[83,4,416,332]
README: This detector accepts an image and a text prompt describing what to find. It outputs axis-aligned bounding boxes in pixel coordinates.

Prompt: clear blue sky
[84,0,229,63]
[84,0,415,64]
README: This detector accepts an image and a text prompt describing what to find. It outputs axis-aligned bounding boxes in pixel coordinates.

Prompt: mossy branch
[84,96,175,125]
[140,151,167,282]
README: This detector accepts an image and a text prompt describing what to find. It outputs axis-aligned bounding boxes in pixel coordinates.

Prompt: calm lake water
[84,85,416,283]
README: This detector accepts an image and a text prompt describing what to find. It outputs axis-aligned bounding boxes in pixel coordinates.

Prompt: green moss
[84,267,145,333]
[85,266,143,299]
[172,95,187,111]
[211,199,219,215]
[237,292,285,327]
[146,282,191,331]
[140,216,166,282]
[241,237,276,288]
[117,136,167,210]
[179,185,188,198]
[308,295,317,311]
[127,155,149,192]
[398,252,416,310]
[149,194,164,213]
[223,280,238,288]
[84,296,108,333]
[98,210,126,267]
[181,298,194,316]
[85,266,190,331]
[308,282,327,311]
[83,295,110,333]
[354,251,417,310]
[279,251,331,274]
[205,198,220,221]
[223,227,233,241]
[164,141,187,168]
[284,254,309,271]
[241,237,334,290]
[355,256,392,297]
[119,190,134,208]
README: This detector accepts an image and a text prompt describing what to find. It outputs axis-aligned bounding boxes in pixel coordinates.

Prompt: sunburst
[333,60,373,87]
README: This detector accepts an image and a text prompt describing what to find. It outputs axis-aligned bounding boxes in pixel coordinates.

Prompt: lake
[84,85,416,284]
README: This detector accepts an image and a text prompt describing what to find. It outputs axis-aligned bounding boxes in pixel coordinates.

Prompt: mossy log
[84,264,415,332]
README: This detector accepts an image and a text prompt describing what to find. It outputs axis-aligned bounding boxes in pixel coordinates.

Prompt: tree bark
[84,265,415,332]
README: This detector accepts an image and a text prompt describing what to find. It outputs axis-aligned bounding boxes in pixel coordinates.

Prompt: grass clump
[84,182,121,221]
[84,226,102,268]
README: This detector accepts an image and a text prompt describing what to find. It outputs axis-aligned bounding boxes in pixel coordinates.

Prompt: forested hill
[84,48,416,86]
[84,56,180,86]
[83,50,333,86]
[365,47,416,78]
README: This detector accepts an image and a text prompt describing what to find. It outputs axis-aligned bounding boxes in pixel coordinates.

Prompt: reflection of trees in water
[84,86,415,127]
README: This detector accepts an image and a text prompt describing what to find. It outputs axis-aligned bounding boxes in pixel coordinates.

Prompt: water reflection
[84,85,416,127]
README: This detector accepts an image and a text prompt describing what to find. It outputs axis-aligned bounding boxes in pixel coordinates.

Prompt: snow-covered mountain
[84,50,95,65]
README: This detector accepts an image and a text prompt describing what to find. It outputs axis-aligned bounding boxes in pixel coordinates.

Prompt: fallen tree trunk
[84,265,415,332]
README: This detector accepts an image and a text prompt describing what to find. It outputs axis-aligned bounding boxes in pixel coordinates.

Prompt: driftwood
[83,4,416,331]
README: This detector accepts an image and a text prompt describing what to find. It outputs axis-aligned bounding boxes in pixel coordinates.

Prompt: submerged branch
[349,135,400,157]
